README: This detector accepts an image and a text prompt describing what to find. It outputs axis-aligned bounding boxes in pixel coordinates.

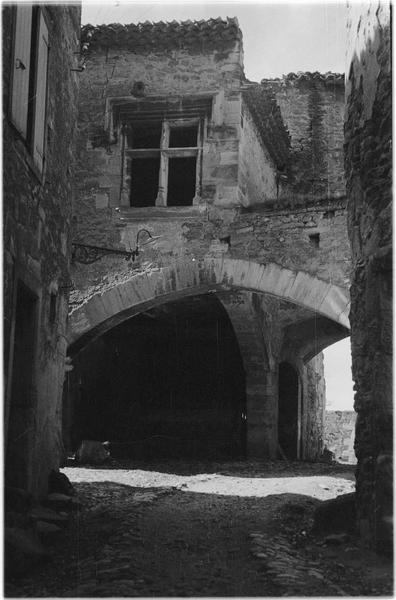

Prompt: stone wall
[72,22,350,300]
[71,198,351,302]
[324,411,357,464]
[238,102,278,206]
[261,74,345,203]
[3,5,81,498]
[345,1,392,553]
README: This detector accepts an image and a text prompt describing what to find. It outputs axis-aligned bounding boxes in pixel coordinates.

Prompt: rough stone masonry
[345,1,392,553]
[3,4,81,498]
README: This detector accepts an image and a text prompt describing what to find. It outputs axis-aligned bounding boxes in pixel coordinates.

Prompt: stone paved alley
[5,460,393,597]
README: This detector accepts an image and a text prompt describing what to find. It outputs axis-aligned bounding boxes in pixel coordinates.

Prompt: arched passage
[68,258,350,355]
[64,294,247,460]
[278,362,300,460]
[67,258,350,461]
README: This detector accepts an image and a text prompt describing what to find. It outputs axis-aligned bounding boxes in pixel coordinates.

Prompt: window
[126,119,202,207]
[10,5,49,173]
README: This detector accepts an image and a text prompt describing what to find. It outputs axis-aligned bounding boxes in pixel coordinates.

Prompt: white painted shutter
[32,11,49,172]
[10,5,32,137]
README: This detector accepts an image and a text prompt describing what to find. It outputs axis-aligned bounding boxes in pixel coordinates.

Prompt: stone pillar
[220,292,277,458]
[345,2,392,553]
[302,353,326,461]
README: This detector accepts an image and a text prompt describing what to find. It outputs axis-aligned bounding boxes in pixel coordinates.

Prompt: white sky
[81,0,354,411]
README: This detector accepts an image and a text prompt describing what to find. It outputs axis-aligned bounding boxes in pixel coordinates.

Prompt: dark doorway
[278,362,299,460]
[5,281,37,490]
[67,294,246,460]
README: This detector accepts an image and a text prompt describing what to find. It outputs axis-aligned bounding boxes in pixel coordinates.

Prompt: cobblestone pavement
[5,460,393,597]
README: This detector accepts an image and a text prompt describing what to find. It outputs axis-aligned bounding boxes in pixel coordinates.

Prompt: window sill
[115,205,207,221]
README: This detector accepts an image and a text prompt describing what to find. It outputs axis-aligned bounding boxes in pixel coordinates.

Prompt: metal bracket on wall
[71,229,153,264]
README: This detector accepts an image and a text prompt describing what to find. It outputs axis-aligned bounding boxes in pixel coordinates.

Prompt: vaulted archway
[68,257,350,355]
[66,259,350,460]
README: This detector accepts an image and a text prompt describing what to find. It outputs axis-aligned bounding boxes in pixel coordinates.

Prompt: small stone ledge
[115,206,207,221]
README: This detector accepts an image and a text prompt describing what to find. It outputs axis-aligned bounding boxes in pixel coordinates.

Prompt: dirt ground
[5,459,393,597]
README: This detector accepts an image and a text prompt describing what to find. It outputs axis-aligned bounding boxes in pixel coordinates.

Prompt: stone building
[66,18,350,462]
[3,4,81,497]
[345,2,392,553]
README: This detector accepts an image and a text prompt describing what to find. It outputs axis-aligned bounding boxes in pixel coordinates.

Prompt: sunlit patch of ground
[64,465,355,500]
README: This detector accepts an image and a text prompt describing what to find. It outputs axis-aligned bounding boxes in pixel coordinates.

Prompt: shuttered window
[10,5,33,137]
[31,11,49,172]
[9,6,49,174]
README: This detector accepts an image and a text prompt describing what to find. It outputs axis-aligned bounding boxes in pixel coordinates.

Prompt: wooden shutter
[10,5,33,137]
[32,11,49,172]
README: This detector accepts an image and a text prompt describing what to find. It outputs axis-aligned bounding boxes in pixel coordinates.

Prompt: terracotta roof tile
[260,72,345,87]
[81,17,242,53]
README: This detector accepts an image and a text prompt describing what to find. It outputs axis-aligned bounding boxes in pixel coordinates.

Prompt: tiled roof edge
[260,71,345,87]
[81,17,242,51]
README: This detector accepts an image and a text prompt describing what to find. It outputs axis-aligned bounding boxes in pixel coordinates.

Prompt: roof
[81,17,242,53]
[242,85,291,170]
[261,71,345,88]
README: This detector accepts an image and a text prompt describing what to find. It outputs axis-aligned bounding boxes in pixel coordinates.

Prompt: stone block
[95,193,109,209]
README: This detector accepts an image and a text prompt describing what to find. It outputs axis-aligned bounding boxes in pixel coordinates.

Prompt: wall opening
[169,124,198,147]
[323,337,356,464]
[5,281,37,490]
[309,232,320,247]
[129,157,160,207]
[278,361,299,460]
[127,122,162,148]
[65,294,246,460]
[167,157,196,206]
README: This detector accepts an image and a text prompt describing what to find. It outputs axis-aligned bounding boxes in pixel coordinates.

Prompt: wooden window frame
[126,117,205,208]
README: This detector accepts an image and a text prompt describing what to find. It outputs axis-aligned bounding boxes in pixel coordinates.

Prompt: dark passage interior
[65,294,246,460]
[278,361,299,460]
[6,281,37,489]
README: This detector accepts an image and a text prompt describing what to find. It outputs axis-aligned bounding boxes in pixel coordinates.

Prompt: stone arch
[68,257,350,354]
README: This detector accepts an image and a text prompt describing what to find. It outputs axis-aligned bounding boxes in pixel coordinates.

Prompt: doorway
[5,281,38,490]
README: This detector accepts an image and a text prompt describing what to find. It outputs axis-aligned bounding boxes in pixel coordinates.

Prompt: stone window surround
[125,116,205,208]
[105,93,215,210]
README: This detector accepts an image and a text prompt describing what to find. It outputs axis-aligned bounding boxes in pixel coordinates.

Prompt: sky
[81,0,354,411]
